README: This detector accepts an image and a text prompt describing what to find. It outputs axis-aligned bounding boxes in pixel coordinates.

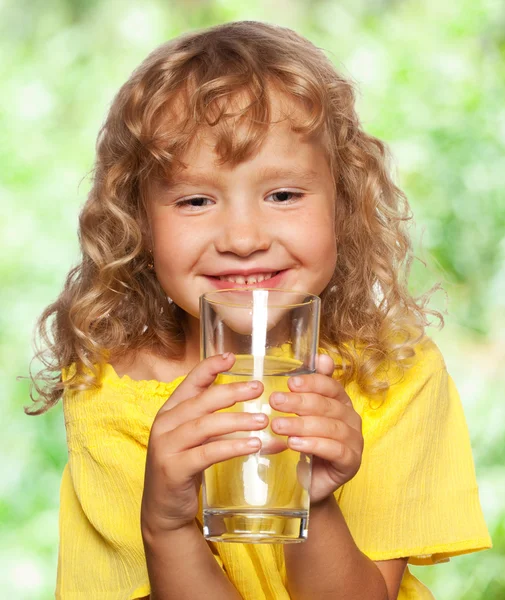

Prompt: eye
[266,190,304,203]
[175,196,214,209]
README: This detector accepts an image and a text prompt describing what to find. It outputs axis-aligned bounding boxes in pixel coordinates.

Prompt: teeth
[219,272,277,285]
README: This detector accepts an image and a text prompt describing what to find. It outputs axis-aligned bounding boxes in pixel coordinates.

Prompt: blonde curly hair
[27,21,441,415]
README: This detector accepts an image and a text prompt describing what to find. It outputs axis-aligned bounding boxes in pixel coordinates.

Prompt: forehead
[172,119,325,180]
[160,84,327,176]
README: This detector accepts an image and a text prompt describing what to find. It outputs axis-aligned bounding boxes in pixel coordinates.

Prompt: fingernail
[252,413,267,423]
[273,392,287,404]
[291,376,302,387]
[246,438,261,448]
[222,352,232,359]
[289,437,307,448]
[248,380,260,389]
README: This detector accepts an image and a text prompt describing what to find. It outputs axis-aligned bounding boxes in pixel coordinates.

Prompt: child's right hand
[140,353,267,536]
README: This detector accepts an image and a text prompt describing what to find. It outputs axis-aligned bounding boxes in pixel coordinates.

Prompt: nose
[215,204,272,256]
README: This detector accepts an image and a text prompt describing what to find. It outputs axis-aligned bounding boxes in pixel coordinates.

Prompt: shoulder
[382,335,449,405]
[387,335,447,400]
[343,336,451,435]
[326,335,447,399]
[60,359,184,440]
[403,334,447,375]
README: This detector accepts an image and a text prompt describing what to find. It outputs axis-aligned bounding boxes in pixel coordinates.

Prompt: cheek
[302,209,336,257]
[150,222,191,297]
[303,210,337,284]
[151,216,188,259]
[152,228,179,267]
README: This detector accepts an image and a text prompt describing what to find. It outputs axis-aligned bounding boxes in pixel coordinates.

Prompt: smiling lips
[206,270,285,288]
[217,271,279,285]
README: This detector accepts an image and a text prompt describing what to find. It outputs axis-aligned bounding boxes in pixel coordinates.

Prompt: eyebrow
[256,166,319,184]
[167,166,320,189]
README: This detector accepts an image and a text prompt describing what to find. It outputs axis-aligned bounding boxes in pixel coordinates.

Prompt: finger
[287,372,353,407]
[158,353,236,413]
[156,379,263,428]
[288,436,361,473]
[179,437,263,477]
[269,390,361,432]
[259,436,288,456]
[271,415,357,446]
[315,353,335,377]
[161,411,269,452]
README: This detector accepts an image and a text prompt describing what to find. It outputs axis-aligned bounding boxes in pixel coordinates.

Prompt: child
[28,21,491,600]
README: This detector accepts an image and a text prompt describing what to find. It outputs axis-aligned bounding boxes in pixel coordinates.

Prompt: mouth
[204,270,287,289]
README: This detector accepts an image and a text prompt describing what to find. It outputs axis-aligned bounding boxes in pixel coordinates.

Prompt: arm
[142,520,242,600]
[284,495,407,600]
[269,354,408,600]
[140,354,266,600]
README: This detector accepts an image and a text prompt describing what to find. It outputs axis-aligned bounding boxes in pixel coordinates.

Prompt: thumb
[315,353,335,377]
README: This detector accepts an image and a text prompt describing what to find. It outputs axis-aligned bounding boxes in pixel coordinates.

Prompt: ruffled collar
[100,363,187,398]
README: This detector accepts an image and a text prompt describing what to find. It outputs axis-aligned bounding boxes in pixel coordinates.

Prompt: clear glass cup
[200,288,321,543]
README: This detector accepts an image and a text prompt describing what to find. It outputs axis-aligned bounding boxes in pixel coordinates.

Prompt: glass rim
[200,288,321,309]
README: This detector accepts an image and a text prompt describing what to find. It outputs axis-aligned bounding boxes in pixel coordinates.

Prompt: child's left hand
[269,354,363,506]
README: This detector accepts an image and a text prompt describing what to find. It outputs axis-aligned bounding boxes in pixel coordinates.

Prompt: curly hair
[26,20,442,415]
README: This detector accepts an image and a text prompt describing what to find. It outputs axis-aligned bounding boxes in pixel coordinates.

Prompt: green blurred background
[2,0,504,597]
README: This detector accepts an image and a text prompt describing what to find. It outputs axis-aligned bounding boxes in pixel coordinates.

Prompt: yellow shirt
[56,337,491,599]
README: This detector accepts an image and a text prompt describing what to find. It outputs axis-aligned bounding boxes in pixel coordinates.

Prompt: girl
[28,21,491,600]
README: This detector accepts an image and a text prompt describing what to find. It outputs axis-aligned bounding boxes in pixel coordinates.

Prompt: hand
[141,353,266,535]
[269,354,363,506]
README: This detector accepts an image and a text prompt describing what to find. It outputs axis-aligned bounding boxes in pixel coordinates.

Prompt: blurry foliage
[1,0,504,597]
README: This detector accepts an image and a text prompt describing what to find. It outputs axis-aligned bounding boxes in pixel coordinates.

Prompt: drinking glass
[200,288,321,543]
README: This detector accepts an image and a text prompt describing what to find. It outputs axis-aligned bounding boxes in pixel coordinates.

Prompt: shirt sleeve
[56,380,225,599]
[336,338,492,566]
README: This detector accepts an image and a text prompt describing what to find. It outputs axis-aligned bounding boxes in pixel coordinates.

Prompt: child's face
[147,103,337,332]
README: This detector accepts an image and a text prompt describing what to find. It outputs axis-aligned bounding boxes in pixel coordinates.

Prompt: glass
[200,288,321,543]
